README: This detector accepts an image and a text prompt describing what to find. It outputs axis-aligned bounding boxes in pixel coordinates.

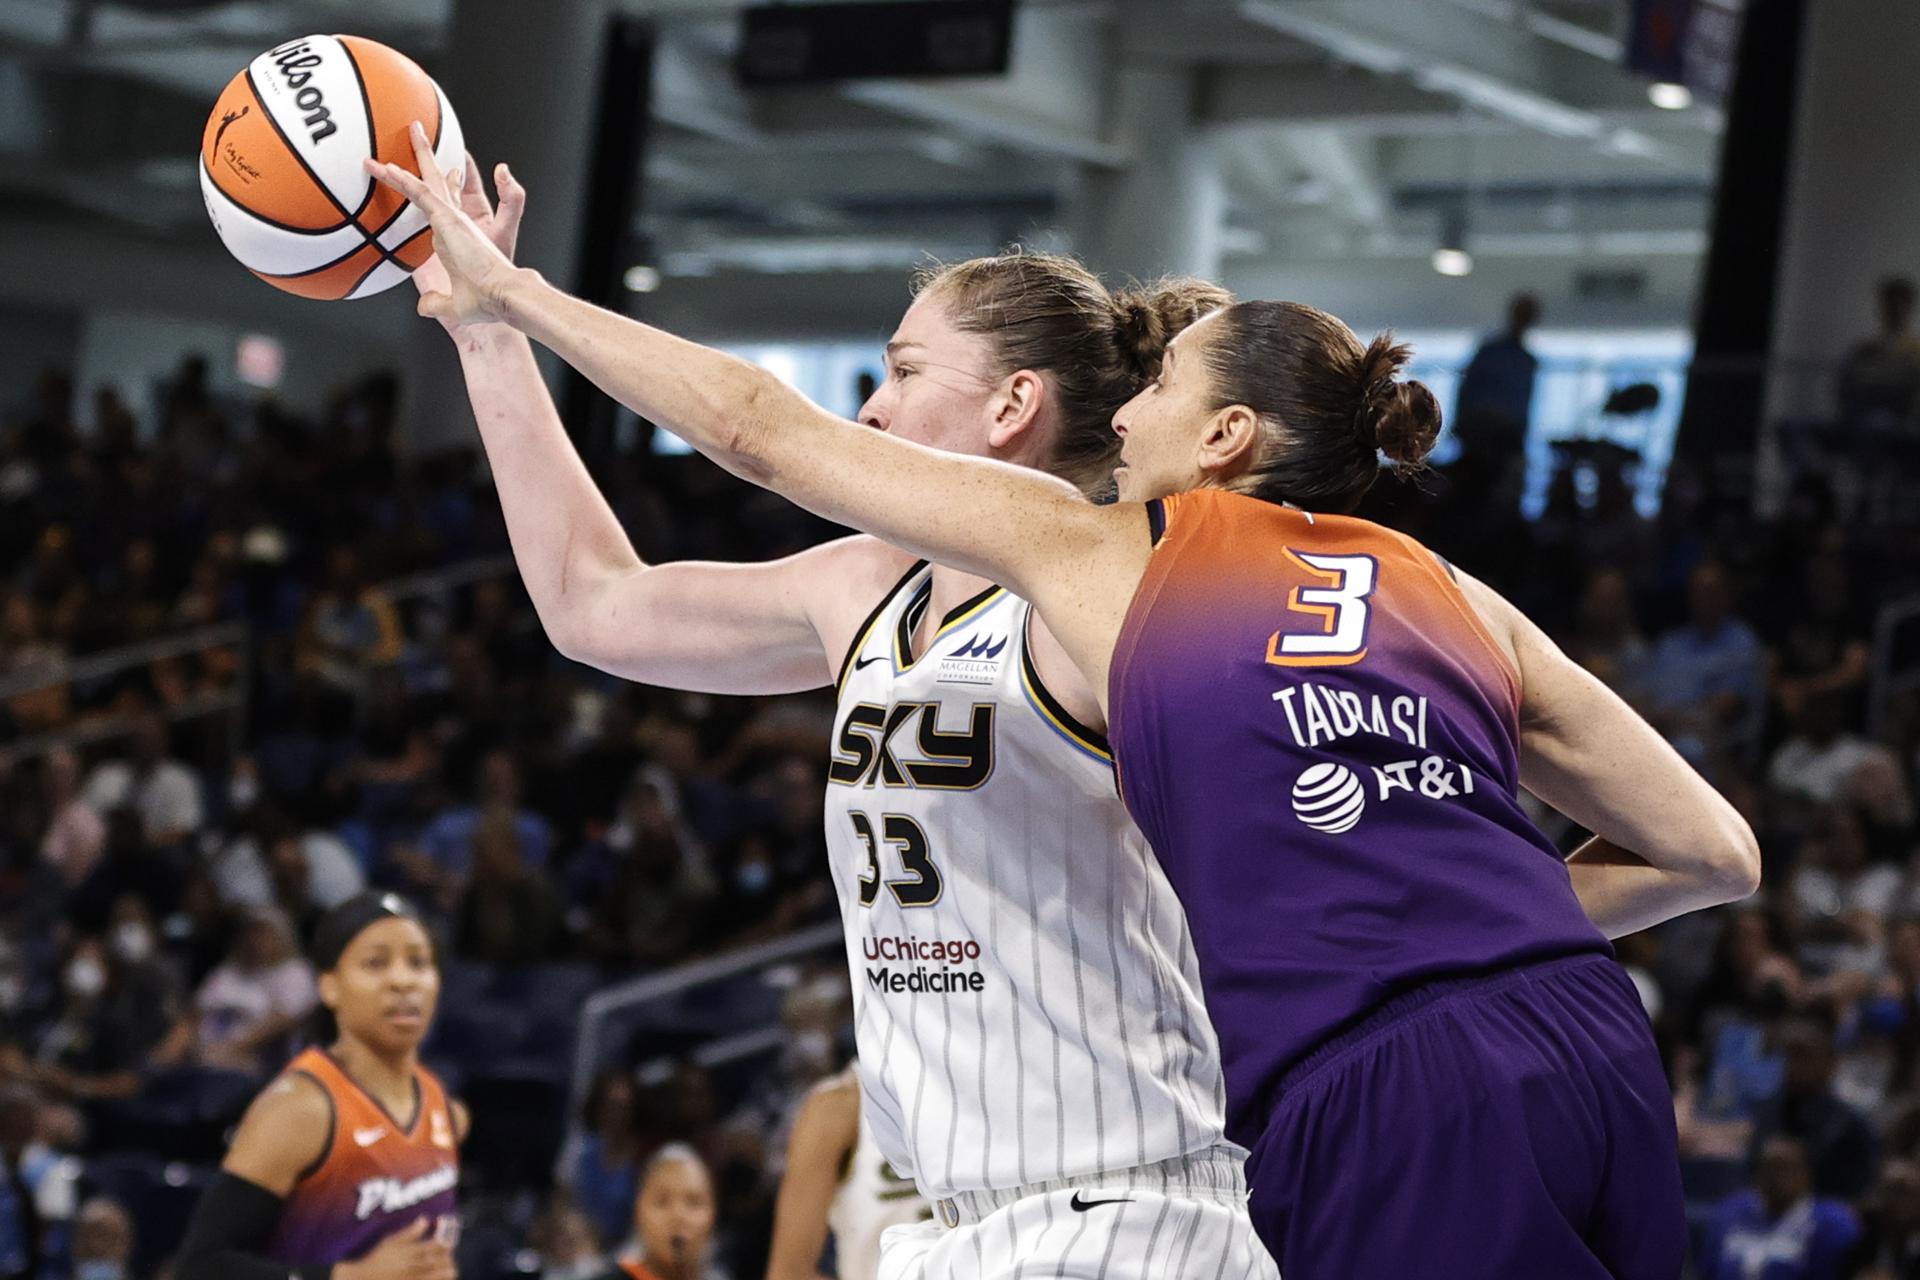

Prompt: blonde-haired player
[378,132,1277,1280]
[767,1066,929,1280]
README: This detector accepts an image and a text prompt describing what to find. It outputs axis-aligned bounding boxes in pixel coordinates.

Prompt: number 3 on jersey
[1266,550,1378,668]
[851,812,943,908]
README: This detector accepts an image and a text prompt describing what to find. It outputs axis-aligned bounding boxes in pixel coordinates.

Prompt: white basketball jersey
[828,1090,930,1280]
[825,563,1229,1201]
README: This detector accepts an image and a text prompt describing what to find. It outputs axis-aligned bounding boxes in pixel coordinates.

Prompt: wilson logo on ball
[1291,762,1366,834]
[269,39,340,142]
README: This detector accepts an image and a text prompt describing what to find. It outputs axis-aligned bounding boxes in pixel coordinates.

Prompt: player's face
[634,1158,716,1276]
[859,292,1006,458]
[1111,312,1228,501]
[320,917,439,1055]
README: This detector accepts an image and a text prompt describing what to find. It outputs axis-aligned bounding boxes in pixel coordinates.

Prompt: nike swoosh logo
[354,1126,387,1147]
[853,655,889,671]
[1068,1191,1132,1213]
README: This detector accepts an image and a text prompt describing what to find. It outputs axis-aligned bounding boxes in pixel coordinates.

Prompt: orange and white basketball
[200,35,465,301]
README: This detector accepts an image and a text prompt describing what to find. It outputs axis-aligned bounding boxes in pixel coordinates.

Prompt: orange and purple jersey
[266,1047,461,1265]
[1109,489,1606,1147]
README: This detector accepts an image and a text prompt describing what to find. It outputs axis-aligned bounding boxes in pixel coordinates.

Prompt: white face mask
[111,923,154,965]
[228,775,260,812]
[543,1263,601,1280]
[65,955,107,998]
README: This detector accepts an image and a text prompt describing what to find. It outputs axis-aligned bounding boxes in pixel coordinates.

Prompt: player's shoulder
[256,1059,337,1124]
[225,1066,335,1190]
[795,536,923,613]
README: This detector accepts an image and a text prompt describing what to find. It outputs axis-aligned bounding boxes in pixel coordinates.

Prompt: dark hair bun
[1114,278,1235,381]
[1354,333,1442,467]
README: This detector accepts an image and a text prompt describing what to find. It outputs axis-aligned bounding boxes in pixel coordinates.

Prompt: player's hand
[336,1216,458,1280]
[413,151,527,339]
[365,121,519,329]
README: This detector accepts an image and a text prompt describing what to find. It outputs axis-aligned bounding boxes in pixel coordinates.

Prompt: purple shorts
[1245,953,1684,1279]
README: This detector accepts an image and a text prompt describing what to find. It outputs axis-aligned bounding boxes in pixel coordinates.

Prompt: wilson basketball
[200,35,465,301]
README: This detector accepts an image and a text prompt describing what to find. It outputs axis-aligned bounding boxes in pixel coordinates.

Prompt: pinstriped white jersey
[825,562,1230,1201]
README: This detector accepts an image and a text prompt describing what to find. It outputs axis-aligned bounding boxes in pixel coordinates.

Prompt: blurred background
[3,0,1920,1277]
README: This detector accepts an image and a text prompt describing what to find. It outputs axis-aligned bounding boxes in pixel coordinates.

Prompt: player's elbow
[1704,813,1762,903]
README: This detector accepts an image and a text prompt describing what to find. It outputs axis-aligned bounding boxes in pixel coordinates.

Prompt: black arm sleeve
[174,1171,331,1280]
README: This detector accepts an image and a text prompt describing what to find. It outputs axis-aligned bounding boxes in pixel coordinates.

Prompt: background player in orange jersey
[174,893,468,1280]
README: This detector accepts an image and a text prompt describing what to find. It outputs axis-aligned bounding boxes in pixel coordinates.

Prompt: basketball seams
[243,63,409,279]
[201,157,347,238]
[338,38,384,223]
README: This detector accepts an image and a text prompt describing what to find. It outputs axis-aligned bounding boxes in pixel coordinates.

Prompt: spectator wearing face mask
[13,899,180,1103]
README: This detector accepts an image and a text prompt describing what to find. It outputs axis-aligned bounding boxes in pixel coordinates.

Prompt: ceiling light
[1648,82,1693,110]
[623,265,662,293]
[1431,248,1474,277]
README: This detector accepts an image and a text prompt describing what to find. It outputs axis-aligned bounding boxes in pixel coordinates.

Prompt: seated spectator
[1562,567,1649,706]
[81,713,204,848]
[1772,540,1872,725]
[1853,1156,1920,1280]
[152,905,315,1073]
[1700,1135,1860,1280]
[1750,1016,1879,1200]
[1681,914,1804,1159]
[1838,277,1920,423]
[1770,692,1908,814]
[0,1082,78,1280]
[294,545,403,697]
[558,1069,644,1255]
[1791,802,1903,977]
[454,807,564,965]
[598,1144,724,1280]
[576,770,716,966]
[1643,561,1766,767]
[69,1196,134,1280]
[400,750,552,909]
[16,902,179,1102]
[532,1203,605,1280]
[208,806,365,930]
[38,747,105,889]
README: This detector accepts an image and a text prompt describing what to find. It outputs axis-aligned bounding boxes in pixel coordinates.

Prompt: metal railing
[564,921,843,1154]
[1869,591,1920,740]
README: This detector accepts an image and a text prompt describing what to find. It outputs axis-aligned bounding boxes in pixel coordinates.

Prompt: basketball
[199,34,465,301]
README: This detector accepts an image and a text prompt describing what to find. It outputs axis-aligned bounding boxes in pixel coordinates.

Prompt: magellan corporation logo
[937,633,1007,687]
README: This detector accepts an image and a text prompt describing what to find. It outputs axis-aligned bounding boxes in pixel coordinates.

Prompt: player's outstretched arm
[403,151,864,695]
[764,1075,858,1280]
[1457,572,1761,937]
[367,130,1147,699]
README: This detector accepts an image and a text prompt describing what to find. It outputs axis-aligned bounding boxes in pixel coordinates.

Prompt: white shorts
[876,1148,1279,1280]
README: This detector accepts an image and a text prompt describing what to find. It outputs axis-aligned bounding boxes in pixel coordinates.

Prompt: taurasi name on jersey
[1271,683,1431,753]
[354,1164,458,1220]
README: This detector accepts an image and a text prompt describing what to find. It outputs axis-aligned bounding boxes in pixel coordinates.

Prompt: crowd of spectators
[4,317,1920,1279]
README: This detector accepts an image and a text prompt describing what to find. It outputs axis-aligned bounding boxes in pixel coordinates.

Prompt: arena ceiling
[0,0,1720,304]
